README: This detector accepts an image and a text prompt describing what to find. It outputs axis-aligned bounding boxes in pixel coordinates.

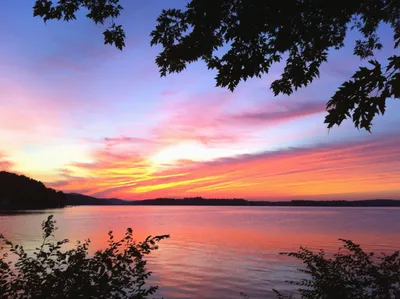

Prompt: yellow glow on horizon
[150,141,213,166]
[8,144,94,179]
[134,174,226,193]
[149,140,251,168]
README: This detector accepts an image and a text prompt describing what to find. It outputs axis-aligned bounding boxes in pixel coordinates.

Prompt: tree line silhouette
[0,171,66,209]
[1,171,400,209]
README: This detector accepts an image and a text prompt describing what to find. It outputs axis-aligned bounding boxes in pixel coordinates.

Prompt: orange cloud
[48,134,400,201]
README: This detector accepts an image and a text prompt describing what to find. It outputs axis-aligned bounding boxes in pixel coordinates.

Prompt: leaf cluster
[150,0,400,131]
[32,1,399,132]
[0,215,169,299]
[33,0,125,50]
[274,239,400,299]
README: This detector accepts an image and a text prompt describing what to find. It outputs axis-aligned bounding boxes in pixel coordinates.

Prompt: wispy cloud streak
[47,134,400,200]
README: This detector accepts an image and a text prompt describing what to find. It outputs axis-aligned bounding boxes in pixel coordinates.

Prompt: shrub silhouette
[0,215,169,299]
[2,217,400,299]
[271,239,400,299]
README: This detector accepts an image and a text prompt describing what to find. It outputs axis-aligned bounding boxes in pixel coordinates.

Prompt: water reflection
[1,206,399,299]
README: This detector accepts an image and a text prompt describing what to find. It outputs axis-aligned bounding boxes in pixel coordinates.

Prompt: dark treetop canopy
[33,0,399,132]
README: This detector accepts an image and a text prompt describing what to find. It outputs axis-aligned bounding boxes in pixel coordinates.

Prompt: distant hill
[129,197,248,206]
[128,197,400,207]
[247,199,400,207]
[1,171,400,209]
[0,171,66,209]
[65,193,128,206]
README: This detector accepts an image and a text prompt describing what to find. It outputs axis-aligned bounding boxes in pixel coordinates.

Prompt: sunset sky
[1,1,399,200]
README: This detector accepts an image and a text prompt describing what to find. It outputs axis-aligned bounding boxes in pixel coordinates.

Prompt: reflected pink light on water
[1,206,399,299]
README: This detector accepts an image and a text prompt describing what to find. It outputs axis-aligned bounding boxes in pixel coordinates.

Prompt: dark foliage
[0,171,66,209]
[0,215,169,299]
[33,1,399,131]
[32,0,125,50]
[2,171,399,208]
[286,199,400,207]
[131,198,400,207]
[150,0,399,132]
[65,194,400,207]
[65,193,127,206]
[132,197,248,206]
[273,239,400,299]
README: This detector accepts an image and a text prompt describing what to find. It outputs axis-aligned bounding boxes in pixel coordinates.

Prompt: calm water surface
[1,206,400,299]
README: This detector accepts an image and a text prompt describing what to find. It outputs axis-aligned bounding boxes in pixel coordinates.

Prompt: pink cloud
[0,152,14,171]
[223,100,326,126]
[0,75,117,145]
[160,90,180,96]
[0,81,67,135]
[149,90,258,147]
[147,94,326,151]
[104,136,159,146]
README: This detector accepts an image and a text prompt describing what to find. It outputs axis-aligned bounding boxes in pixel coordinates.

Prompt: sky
[0,1,399,200]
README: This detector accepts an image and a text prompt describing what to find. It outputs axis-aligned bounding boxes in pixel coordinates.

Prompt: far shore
[64,194,400,207]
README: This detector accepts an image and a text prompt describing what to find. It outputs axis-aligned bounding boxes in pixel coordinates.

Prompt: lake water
[1,206,400,298]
